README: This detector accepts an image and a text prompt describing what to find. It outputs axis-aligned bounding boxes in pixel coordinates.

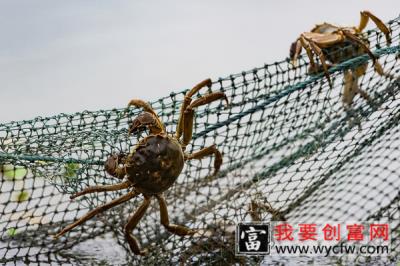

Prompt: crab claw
[128,112,164,135]
[104,154,126,179]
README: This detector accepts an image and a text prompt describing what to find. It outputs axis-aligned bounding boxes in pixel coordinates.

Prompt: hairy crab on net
[0,14,400,265]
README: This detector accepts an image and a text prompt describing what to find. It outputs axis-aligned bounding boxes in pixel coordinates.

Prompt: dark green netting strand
[1,15,400,265]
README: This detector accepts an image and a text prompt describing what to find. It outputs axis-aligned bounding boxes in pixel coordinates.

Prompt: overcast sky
[0,1,398,122]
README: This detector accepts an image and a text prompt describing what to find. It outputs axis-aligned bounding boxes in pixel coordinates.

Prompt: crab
[54,79,228,256]
[289,11,392,109]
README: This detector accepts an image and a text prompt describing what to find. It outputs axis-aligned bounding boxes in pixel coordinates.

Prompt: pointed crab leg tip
[189,229,198,236]
[223,97,229,107]
[387,36,392,45]
[324,74,333,87]
[139,249,149,256]
[213,167,221,176]
[205,78,212,87]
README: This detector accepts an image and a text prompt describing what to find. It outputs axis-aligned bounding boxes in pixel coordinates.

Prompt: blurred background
[0,0,398,122]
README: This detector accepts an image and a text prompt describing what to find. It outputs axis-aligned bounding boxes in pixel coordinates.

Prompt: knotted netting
[1,15,400,265]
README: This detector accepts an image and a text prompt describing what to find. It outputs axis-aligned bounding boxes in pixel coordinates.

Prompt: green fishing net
[1,15,400,265]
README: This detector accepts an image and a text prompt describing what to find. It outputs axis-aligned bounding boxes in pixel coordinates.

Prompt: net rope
[1,15,400,265]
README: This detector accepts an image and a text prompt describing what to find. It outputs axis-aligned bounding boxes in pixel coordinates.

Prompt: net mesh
[1,15,400,265]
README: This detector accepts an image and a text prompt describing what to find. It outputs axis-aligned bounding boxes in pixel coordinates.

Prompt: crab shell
[125,134,184,195]
[311,24,368,65]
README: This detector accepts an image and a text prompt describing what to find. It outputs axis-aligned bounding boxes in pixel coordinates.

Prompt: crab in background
[54,79,228,256]
[289,11,392,110]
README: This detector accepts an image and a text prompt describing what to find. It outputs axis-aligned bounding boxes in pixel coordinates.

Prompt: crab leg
[181,92,228,148]
[343,69,358,108]
[185,144,222,176]
[125,195,151,256]
[290,39,303,66]
[307,39,332,86]
[176,79,212,140]
[372,60,397,80]
[358,11,391,45]
[340,30,376,63]
[353,62,368,77]
[249,200,287,222]
[353,65,371,102]
[339,29,393,83]
[358,89,371,102]
[54,190,139,239]
[342,69,371,109]
[69,180,131,199]
[155,194,196,235]
[299,35,318,72]
[127,99,164,133]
